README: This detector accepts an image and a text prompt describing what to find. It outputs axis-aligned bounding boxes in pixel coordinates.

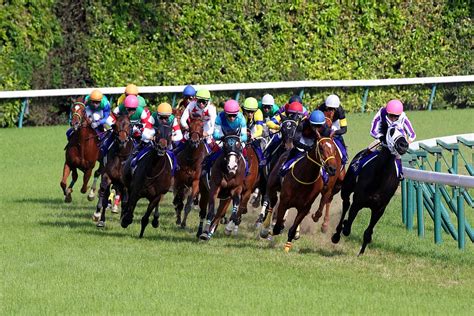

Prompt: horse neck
[302,148,322,175]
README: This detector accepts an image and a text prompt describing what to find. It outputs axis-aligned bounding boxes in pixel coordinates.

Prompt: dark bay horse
[120,124,173,238]
[260,136,338,252]
[94,114,133,227]
[198,135,246,240]
[218,140,261,236]
[331,126,409,255]
[173,118,208,228]
[61,99,100,203]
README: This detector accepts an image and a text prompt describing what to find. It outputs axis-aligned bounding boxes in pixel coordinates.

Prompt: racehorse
[60,98,100,203]
[173,118,208,228]
[198,135,246,240]
[331,126,409,255]
[218,140,261,236]
[255,117,300,226]
[120,124,173,238]
[259,135,338,252]
[93,114,133,227]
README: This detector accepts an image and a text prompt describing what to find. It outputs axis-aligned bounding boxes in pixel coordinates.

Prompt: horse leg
[225,195,241,236]
[61,163,73,203]
[80,168,93,194]
[151,198,162,229]
[121,191,138,228]
[321,202,331,233]
[182,180,199,228]
[200,186,220,240]
[173,186,185,226]
[272,197,290,237]
[88,168,101,201]
[285,208,310,252]
[342,200,363,237]
[196,184,209,238]
[208,198,231,238]
[139,196,161,238]
[96,175,111,227]
[359,206,386,256]
[331,196,351,243]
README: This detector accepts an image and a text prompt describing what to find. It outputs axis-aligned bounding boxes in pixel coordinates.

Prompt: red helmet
[286,101,303,114]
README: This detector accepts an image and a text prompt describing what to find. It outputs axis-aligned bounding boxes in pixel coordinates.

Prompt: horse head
[113,114,131,146]
[154,124,172,156]
[280,116,300,150]
[222,135,242,176]
[386,126,409,157]
[70,100,87,131]
[314,133,338,176]
[188,118,204,148]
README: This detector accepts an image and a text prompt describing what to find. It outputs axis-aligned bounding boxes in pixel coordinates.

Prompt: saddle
[350,150,403,179]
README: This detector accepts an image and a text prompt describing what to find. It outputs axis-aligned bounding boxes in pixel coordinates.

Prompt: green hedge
[1,1,472,126]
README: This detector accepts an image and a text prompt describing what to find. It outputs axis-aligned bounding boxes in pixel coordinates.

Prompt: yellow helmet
[125,84,139,95]
[90,89,103,102]
[157,102,173,116]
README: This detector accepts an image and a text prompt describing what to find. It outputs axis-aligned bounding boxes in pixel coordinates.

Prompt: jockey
[266,100,306,131]
[318,94,348,164]
[117,84,147,108]
[106,95,153,143]
[175,85,196,116]
[151,102,183,146]
[259,94,279,122]
[369,99,416,150]
[202,100,247,174]
[275,95,310,118]
[180,89,217,145]
[66,89,110,140]
[243,97,266,164]
[280,110,332,174]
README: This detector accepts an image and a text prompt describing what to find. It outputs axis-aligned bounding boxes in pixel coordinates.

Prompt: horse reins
[291,137,335,185]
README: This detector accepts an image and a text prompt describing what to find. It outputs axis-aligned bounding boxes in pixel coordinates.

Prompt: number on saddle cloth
[350,150,380,176]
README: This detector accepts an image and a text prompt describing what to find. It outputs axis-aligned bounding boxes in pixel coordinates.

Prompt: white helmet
[325,94,340,108]
[262,94,275,106]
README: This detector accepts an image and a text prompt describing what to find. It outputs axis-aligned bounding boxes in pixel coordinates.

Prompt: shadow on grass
[298,247,345,257]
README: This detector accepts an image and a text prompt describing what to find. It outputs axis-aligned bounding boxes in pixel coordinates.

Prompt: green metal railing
[402,138,474,250]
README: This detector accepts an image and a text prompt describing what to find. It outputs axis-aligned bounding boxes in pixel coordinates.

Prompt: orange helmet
[90,89,103,102]
[157,102,173,116]
[125,84,139,95]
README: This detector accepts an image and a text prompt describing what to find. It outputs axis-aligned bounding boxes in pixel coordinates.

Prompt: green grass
[1,109,473,314]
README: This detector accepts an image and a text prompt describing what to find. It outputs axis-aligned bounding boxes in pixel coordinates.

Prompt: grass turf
[1,108,473,314]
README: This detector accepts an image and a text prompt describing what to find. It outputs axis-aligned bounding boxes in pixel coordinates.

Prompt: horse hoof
[321,223,329,234]
[80,187,87,194]
[87,193,95,201]
[92,212,101,222]
[199,232,210,241]
[111,205,119,214]
[255,214,264,228]
[331,233,341,244]
[224,221,235,236]
[294,232,300,240]
[96,221,105,228]
[180,222,186,229]
[342,227,351,237]
[175,218,182,226]
[152,219,159,228]
[312,213,322,223]
[260,228,270,239]
[64,195,72,203]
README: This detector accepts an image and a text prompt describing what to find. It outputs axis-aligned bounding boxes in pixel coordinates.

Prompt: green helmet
[243,97,258,111]
[196,89,211,100]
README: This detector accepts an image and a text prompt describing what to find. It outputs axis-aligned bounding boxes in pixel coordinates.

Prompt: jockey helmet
[309,110,326,125]
[286,101,303,114]
[157,102,172,116]
[262,94,275,106]
[243,97,258,112]
[125,84,139,95]
[196,89,211,100]
[325,94,340,108]
[90,89,103,102]
[386,99,403,115]
[289,95,302,104]
[224,99,240,115]
[183,85,196,97]
[124,95,139,109]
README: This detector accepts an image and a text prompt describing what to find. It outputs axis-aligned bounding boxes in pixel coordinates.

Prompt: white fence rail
[404,168,474,188]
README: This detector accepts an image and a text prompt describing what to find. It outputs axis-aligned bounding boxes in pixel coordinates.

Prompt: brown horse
[260,136,338,252]
[61,99,100,203]
[173,118,208,228]
[198,135,246,240]
[221,140,261,236]
[94,114,133,227]
[120,124,173,238]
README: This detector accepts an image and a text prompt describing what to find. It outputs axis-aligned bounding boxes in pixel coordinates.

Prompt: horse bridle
[71,102,87,128]
[291,137,335,185]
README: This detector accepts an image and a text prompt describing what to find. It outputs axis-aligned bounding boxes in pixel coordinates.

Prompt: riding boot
[279,147,299,177]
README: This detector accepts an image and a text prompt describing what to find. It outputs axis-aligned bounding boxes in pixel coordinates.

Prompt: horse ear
[316,129,321,139]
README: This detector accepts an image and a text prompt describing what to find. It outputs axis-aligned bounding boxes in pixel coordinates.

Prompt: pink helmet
[124,95,139,109]
[224,99,240,114]
[386,99,403,115]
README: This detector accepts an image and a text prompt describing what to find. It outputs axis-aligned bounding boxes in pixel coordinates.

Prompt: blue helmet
[309,110,325,125]
[289,95,302,104]
[183,85,196,97]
